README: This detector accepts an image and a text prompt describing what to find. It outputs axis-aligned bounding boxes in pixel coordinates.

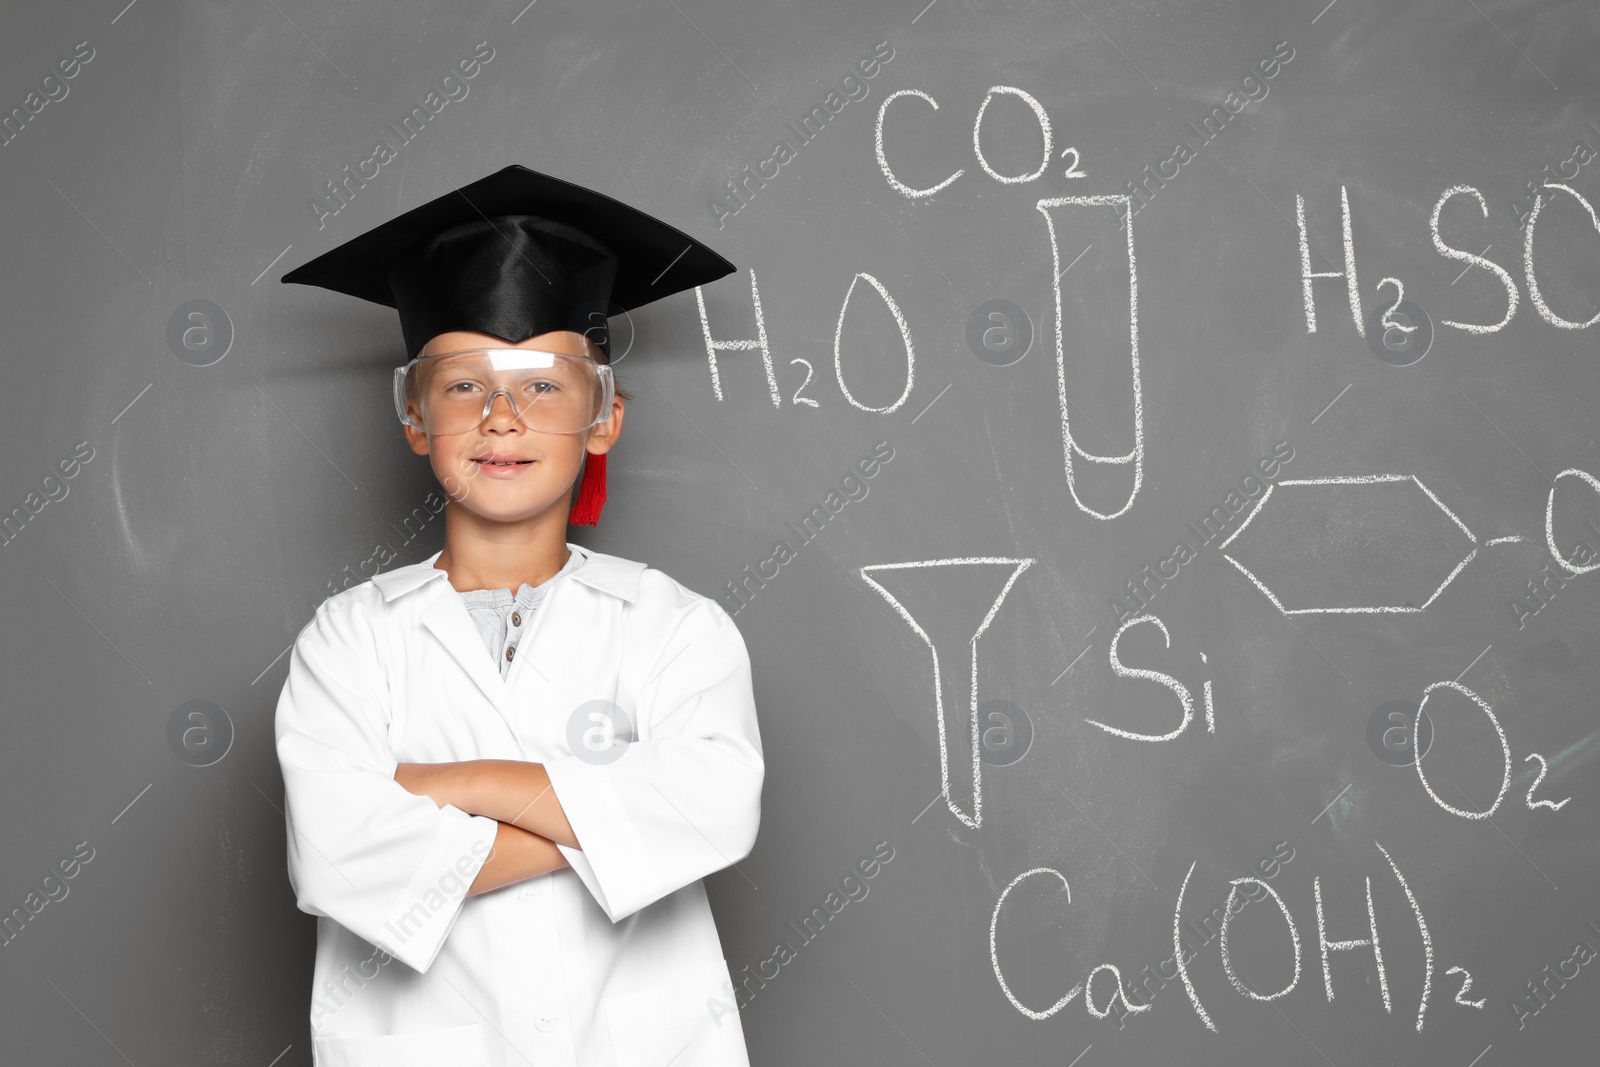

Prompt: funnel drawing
[860,556,1034,828]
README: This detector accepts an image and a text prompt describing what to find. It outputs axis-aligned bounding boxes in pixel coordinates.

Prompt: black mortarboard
[280,163,736,362]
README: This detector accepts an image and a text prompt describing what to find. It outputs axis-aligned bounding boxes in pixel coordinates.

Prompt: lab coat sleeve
[544,597,764,922]
[274,596,501,974]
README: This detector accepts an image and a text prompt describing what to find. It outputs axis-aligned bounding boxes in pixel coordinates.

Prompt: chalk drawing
[860,557,1034,828]
[1036,195,1145,519]
[1220,475,1481,615]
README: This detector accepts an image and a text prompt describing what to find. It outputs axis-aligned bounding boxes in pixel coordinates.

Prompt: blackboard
[3,1,1598,1064]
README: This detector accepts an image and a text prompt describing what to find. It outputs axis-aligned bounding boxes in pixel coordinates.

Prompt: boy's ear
[404,422,431,455]
[586,397,625,455]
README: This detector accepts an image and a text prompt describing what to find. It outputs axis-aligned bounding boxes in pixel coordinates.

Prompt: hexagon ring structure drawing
[1218,475,1480,615]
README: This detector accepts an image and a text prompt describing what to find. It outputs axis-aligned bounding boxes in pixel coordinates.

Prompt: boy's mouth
[472,455,534,467]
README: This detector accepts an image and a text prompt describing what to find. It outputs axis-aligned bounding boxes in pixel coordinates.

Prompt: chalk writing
[1086,614,1206,742]
[696,268,780,405]
[1219,878,1302,1002]
[1411,680,1512,821]
[1290,179,1600,345]
[1523,753,1572,811]
[1432,185,1519,334]
[992,841,1466,1032]
[1523,182,1600,329]
[834,273,915,413]
[1314,875,1390,1012]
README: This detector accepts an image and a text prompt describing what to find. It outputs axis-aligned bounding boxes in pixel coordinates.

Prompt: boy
[274,165,763,1066]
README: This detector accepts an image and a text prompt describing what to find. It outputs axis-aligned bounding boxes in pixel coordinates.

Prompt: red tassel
[569,451,608,526]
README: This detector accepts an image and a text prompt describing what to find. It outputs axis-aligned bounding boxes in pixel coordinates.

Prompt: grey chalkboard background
[3,0,1599,1064]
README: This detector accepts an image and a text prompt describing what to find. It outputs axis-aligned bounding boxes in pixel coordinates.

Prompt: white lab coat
[273,543,764,1067]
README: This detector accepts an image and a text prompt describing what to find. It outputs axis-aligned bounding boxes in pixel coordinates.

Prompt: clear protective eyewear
[393,347,615,437]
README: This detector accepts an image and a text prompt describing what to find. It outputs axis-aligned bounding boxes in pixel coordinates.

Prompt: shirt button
[511,611,522,627]
[505,645,516,661]
[535,1014,558,1032]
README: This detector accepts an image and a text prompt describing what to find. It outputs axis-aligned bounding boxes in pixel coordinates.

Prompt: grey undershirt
[457,550,586,679]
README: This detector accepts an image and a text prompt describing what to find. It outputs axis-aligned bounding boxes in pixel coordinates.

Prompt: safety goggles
[393,348,615,437]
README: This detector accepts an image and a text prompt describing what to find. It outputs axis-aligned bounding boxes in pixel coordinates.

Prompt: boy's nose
[482,389,521,427]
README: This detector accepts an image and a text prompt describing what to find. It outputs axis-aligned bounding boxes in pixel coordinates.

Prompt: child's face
[403,329,623,524]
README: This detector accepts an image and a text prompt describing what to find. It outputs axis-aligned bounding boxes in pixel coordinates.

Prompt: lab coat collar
[369,542,647,603]
[370,541,646,741]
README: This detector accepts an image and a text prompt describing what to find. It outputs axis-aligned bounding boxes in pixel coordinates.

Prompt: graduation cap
[280,164,737,525]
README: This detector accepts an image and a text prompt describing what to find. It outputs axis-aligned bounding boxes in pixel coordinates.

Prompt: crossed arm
[394,760,580,897]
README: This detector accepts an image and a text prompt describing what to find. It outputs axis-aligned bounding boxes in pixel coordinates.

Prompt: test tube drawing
[1036,195,1145,520]
[860,557,1034,828]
